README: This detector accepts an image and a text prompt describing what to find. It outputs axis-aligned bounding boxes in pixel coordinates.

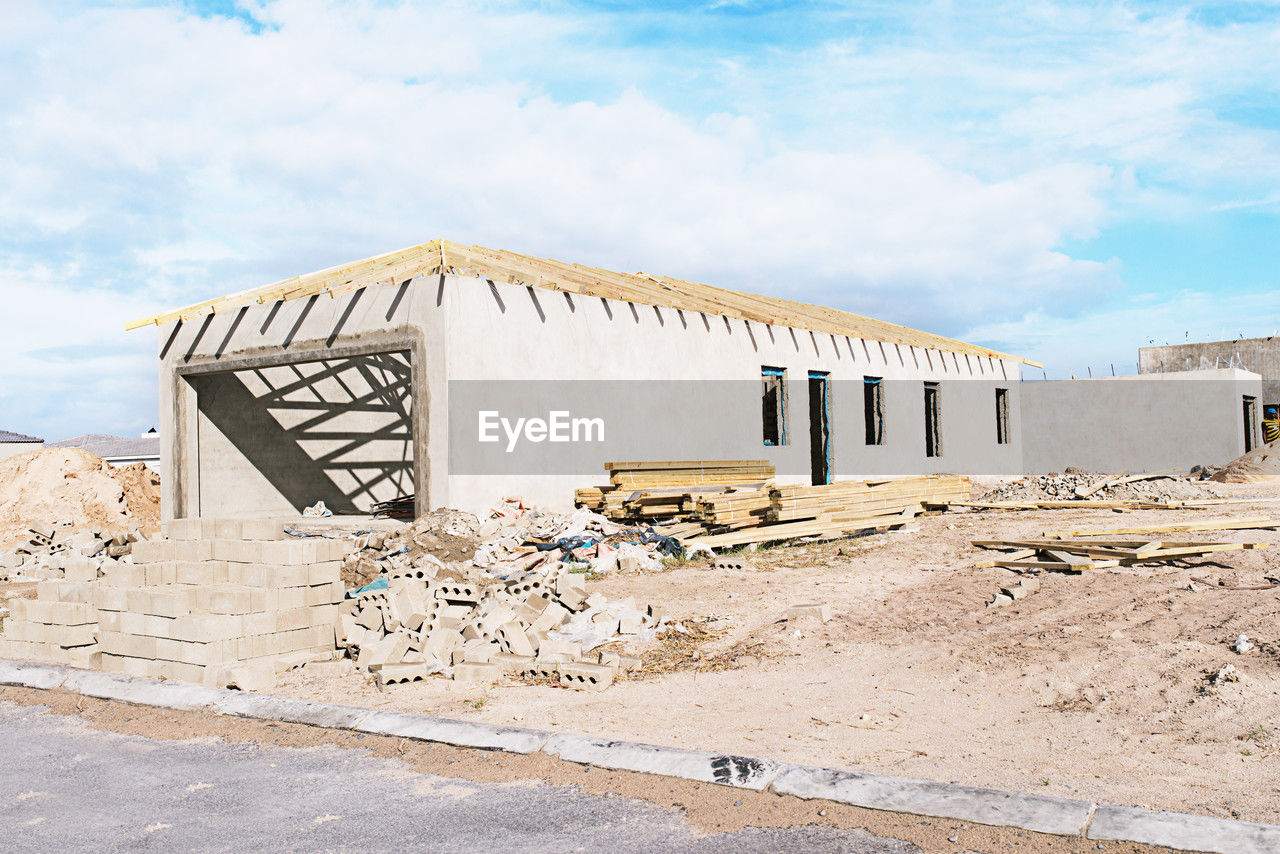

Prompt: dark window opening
[762,367,786,446]
[864,376,884,445]
[924,381,942,458]
[808,371,831,485]
[995,387,1010,445]
[1244,395,1258,453]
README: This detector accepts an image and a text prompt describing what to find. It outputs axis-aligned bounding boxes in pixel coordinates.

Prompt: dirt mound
[0,448,161,549]
[113,462,162,527]
[1210,440,1280,482]
[977,469,1224,503]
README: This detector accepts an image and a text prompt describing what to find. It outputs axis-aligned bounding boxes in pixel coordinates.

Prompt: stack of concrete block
[0,574,102,667]
[0,517,344,690]
[339,562,653,691]
[0,523,143,582]
[93,518,345,688]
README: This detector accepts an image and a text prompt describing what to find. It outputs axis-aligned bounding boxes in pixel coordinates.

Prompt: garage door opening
[186,350,414,517]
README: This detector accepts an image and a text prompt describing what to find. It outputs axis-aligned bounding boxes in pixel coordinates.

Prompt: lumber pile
[573,461,969,551]
[575,460,775,522]
[770,476,970,523]
[973,537,1269,573]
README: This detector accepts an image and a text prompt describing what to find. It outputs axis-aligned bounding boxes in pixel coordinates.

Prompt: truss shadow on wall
[190,351,413,515]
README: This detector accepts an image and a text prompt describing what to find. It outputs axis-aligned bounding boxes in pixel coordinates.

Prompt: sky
[2,0,1279,440]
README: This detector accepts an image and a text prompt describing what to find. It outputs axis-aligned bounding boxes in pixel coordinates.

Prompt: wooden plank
[974,548,1036,567]
[1075,470,1128,499]
[993,558,1119,572]
[1042,517,1279,538]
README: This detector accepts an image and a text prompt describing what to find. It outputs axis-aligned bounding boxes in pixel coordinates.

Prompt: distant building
[47,431,161,474]
[1139,337,1280,444]
[0,429,43,461]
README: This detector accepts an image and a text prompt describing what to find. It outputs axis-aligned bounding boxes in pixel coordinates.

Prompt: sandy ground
[274,481,1280,825]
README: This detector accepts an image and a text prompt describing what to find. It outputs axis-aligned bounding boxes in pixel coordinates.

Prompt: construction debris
[988,577,1040,607]
[335,499,668,689]
[973,537,1269,573]
[0,522,144,582]
[785,603,832,622]
[973,469,1222,506]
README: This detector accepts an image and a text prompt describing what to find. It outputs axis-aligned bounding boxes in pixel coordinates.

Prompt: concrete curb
[1,660,1276,852]
[544,733,780,791]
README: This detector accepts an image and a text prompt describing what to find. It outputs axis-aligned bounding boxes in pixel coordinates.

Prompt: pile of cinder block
[0,574,102,667]
[0,518,344,690]
[0,523,144,582]
[340,562,658,691]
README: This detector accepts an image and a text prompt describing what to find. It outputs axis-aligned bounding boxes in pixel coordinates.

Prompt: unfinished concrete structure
[1140,336,1280,406]
[129,240,1037,519]
[129,240,1264,520]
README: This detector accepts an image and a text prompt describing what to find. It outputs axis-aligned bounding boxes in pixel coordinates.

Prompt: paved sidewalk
[0,701,919,853]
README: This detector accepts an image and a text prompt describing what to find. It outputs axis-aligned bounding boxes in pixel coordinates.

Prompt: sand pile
[1210,440,1280,482]
[0,448,161,549]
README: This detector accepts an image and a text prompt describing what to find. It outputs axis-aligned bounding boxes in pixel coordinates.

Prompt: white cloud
[0,1,1278,436]
[965,288,1280,379]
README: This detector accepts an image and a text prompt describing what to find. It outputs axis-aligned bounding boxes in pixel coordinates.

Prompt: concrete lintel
[171,329,421,377]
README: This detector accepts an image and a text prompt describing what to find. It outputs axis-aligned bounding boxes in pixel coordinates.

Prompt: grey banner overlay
[447,378,1251,477]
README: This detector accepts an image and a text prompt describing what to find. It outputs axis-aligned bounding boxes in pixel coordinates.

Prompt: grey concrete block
[770,765,1094,836]
[357,710,549,754]
[1087,805,1280,853]
[543,734,779,791]
[0,659,69,690]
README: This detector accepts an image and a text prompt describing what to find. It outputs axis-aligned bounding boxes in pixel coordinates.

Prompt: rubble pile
[337,500,671,689]
[978,470,1223,504]
[0,522,144,582]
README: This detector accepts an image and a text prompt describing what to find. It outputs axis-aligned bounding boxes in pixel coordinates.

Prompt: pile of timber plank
[973,537,1268,573]
[770,476,970,523]
[575,460,775,522]
[573,462,969,551]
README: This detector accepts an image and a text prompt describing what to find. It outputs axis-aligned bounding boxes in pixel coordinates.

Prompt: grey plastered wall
[154,276,449,521]
[1020,369,1262,474]
[439,273,1025,510]
[1140,338,1280,405]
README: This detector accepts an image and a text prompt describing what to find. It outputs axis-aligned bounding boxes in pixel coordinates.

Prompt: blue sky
[2,0,1279,439]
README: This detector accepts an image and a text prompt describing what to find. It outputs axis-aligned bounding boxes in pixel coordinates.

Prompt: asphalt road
[0,701,920,853]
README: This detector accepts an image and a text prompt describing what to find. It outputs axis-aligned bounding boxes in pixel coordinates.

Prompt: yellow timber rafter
[123,238,1041,367]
